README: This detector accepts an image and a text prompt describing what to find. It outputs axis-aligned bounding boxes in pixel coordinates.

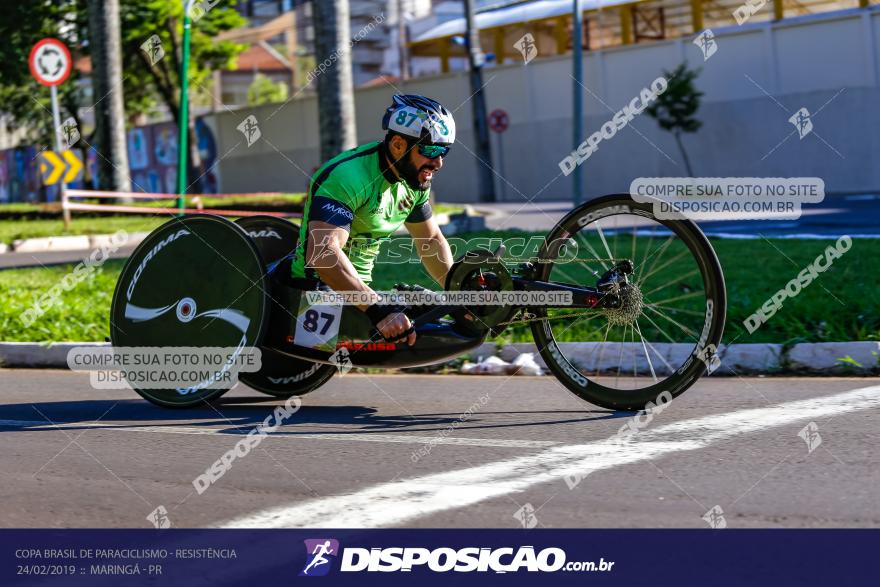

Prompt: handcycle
[109,194,726,410]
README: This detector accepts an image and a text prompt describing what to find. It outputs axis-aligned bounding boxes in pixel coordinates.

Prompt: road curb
[11,235,90,252]
[716,343,782,375]
[91,232,150,249]
[2,340,877,374]
[481,341,879,376]
[4,210,464,254]
[0,342,107,368]
[5,232,150,254]
[787,341,880,372]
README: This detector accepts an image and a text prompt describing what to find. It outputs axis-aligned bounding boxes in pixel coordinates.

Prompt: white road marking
[219,384,880,528]
[0,419,555,449]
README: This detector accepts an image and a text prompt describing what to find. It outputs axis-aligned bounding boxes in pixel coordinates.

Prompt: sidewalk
[470,195,880,238]
[471,201,572,232]
[0,236,145,270]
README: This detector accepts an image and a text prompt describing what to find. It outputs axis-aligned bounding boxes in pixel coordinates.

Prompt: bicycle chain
[494,309,600,328]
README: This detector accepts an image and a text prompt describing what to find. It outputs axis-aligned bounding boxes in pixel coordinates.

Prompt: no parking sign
[488,109,509,133]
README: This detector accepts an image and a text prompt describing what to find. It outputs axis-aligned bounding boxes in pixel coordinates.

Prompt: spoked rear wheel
[530,194,726,410]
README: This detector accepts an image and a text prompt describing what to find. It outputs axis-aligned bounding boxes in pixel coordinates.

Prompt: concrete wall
[212,7,880,202]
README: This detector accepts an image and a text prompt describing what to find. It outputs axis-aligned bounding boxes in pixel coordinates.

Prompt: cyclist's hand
[377,312,416,346]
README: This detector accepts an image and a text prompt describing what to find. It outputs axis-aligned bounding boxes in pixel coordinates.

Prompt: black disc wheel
[235,215,301,267]
[530,194,726,410]
[235,346,336,397]
[234,215,336,397]
[109,215,268,408]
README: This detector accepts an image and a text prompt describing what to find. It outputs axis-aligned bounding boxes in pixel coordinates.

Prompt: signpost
[572,0,585,206]
[177,0,198,214]
[29,38,73,227]
[488,109,509,201]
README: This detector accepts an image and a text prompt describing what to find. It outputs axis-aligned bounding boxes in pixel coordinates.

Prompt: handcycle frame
[259,255,631,370]
[109,193,725,409]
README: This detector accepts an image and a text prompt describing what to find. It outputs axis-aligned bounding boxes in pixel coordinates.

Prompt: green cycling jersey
[291,141,432,284]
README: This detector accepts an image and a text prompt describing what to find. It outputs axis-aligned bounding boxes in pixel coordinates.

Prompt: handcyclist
[290,94,457,346]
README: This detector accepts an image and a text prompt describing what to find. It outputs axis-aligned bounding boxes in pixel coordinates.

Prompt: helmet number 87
[396,111,418,127]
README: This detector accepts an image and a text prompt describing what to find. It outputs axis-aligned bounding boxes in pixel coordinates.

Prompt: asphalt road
[0,371,878,529]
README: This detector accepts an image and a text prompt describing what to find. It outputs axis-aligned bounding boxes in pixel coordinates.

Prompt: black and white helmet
[382,94,456,144]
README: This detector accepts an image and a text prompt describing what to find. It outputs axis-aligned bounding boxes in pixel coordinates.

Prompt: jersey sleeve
[404,190,433,223]
[308,172,366,231]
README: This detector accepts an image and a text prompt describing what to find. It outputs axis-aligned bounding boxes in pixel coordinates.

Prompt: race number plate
[294,295,342,353]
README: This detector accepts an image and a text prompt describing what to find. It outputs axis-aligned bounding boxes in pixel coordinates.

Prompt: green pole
[176,1,194,214]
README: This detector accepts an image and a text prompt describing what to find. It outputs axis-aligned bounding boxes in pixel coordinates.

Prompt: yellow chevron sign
[40,149,83,185]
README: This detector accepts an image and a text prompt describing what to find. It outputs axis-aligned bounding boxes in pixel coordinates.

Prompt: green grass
[0,259,124,342]
[0,216,169,244]
[0,195,307,245]
[1,231,874,344]
[0,196,463,245]
[715,237,876,344]
[375,231,878,346]
[0,203,43,214]
[133,193,305,209]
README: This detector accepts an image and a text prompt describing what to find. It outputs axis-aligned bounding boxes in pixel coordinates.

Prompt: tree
[313,0,357,161]
[118,0,246,192]
[87,0,131,192]
[0,0,246,195]
[247,73,288,106]
[0,0,85,147]
[645,63,704,177]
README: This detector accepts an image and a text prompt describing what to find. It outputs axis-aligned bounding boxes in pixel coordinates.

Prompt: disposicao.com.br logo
[300,541,614,575]
[300,539,340,576]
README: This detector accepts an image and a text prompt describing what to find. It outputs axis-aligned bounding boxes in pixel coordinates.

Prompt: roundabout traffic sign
[29,38,72,87]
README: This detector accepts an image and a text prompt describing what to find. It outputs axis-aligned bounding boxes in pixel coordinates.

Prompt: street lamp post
[463,0,496,203]
[572,0,584,206]
[176,0,196,214]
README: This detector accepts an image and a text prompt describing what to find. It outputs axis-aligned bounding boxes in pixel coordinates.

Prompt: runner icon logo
[301,539,340,576]
[789,107,813,139]
[693,29,717,61]
[330,347,353,375]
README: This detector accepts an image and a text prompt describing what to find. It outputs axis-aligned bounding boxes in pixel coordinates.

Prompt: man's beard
[397,153,436,191]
